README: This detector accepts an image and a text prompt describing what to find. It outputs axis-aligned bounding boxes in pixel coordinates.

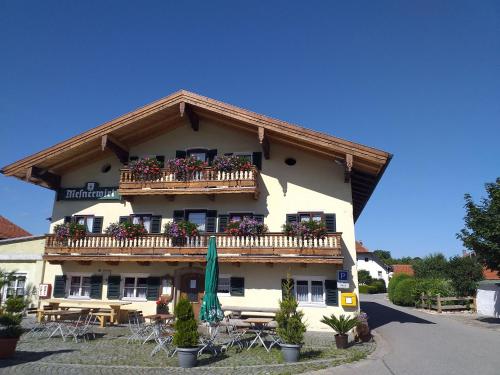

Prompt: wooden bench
[92,309,114,327]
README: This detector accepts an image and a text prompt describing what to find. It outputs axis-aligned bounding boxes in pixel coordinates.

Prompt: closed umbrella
[199,236,224,322]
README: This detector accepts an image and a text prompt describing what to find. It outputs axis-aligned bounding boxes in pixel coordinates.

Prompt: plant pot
[0,337,19,359]
[335,334,349,349]
[177,347,199,368]
[280,343,301,363]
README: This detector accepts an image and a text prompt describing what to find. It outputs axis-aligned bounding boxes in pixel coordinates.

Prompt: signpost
[337,270,349,289]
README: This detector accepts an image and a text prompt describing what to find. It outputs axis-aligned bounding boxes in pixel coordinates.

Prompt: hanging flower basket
[166,157,208,181]
[212,155,253,173]
[129,157,162,181]
[282,220,327,240]
[225,217,268,237]
[105,222,147,240]
[53,222,86,243]
[164,221,199,246]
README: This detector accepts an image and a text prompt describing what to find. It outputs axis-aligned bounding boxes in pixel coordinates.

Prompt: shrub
[321,314,359,335]
[358,270,373,285]
[392,278,418,306]
[225,217,268,237]
[0,299,25,339]
[282,220,327,240]
[276,278,306,345]
[173,298,199,348]
[388,274,411,302]
[447,256,483,296]
[105,222,147,240]
[4,297,26,314]
[54,222,86,242]
[129,156,162,180]
[413,253,449,279]
[370,279,387,293]
[359,285,372,294]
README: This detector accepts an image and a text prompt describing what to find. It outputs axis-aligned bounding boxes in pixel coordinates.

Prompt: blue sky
[0,1,498,258]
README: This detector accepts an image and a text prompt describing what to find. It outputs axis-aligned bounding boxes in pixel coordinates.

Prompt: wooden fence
[420,293,475,313]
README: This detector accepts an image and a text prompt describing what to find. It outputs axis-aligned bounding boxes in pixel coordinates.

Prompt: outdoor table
[244,317,274,351]
[42,299,131,324]
[42,310,82,340]
[143,314,175,356]
[222,306,278,318]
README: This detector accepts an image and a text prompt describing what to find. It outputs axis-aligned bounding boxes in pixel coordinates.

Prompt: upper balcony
[44,232,343,264]
[118,166,259,199]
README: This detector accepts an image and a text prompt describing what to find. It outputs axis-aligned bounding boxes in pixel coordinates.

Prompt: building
[0,216,44,307]
[391,264,415,277]
[476,268,500,318]
[1,90,391,330]
[355,241,391,286]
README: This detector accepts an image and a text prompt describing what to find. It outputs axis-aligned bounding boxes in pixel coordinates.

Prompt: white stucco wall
[476,283,500,318]
[356,253,390,286]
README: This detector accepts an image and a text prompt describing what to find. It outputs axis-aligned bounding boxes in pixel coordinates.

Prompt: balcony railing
[45,233,343,259]
[118,167,259,197]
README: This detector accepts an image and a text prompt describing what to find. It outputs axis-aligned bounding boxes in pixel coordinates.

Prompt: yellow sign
[341,292,358,307]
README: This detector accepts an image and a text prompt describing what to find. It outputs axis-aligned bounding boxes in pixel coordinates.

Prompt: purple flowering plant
[225,217,268,237]
[212,155,253,173]
[129,157,162,181]
[282,220,327,240]
[163,220,199,239]
[54,222,86,242]
[105,222,147,240]
[166,157,207,181]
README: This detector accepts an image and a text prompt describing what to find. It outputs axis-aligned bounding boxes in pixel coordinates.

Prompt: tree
[447,256,483,296]
[357,270,373,285]
[457,178,500,275]
[373,250,391,263]
[413,253,449,279]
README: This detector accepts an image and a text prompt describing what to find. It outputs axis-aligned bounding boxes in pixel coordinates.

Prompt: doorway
[179,273,205,319]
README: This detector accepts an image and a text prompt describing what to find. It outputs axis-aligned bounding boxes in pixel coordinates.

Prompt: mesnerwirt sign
[57,182,120,201]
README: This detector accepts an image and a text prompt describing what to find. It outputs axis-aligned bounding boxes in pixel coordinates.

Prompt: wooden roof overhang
[1,90,392,221]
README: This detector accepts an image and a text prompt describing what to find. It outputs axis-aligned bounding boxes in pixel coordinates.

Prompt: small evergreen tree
[275,278,306,345]
[173,298,199,348]
[357,270,373,285]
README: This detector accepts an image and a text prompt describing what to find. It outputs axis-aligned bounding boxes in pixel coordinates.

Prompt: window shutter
[325,280,338,306]
[286,214,298,224]
[206,210,217,233]
[207,149,218,164]
[150,216,162,234]
[90,275,103,299]
[254,215,264,223]
[325,214,336,233]
[119,216,129,224]
[92,217,104,233]
[53,275,67,298]
[218,215,229,232]
[64,216,72,224]
[175,150,187,158]
[224,153,234,156]
[107,276,121,299]
[281,278,295,300]
[129,156,139,163]
[252,152,262,170]
[155,155,165,168]
[146,277,161,301]
[173,210,185,223]
[230,277,245,296]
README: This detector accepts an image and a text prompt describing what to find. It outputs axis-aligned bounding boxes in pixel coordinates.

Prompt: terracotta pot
[335,334,349,349]
[0,337,19,359]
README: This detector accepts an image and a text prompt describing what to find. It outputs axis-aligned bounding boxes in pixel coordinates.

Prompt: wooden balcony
[118,167,259,198]
[44,233,343,264]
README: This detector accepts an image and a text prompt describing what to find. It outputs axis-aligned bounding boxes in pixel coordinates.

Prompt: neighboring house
[476,268,500,318]
[0,90,392,330]
[355,241,391,286]
[0,215,32,240]
[0,236,45,307]
[391,264,415,277]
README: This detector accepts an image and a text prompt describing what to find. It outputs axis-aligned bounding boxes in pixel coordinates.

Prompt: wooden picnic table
[37,309,83,322]
[222,306,278,318]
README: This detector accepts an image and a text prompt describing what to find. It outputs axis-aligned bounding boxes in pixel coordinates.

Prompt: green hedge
[392,278,418,306]
[359,279,387,294]
[388,274,411,302]
[390,276,456,306]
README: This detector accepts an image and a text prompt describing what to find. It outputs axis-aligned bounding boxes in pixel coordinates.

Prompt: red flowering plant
[163,220,199,239]
[225,217,268,237]
[282,220,327,240]
[105,222,147,240]
[156,298,169,314]
[53,222,87,243]
[129,157,162,181]
[166,157,208,181]
[212,155,253,173]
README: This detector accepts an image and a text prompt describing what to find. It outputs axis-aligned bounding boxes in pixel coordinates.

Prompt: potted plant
[129,156,162,181]
[164,220,199,246]
[166,157,208,181]
[156,297,169,314]
[225,217,268,237]
[173,297,199,368]
[212,155,253,173]
[355,312,371,342]
[105,222,147,240]
[0,296,27,358]
[53,222,87,243]
[282,219,327,240]
[275,278,306,363]
[320,313,359,349]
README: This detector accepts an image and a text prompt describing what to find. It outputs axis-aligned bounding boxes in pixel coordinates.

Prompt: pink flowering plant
[129,157,162,181]
[212,155,253,173]
[54,222,86,242]
[163,220,199,239]
[105,222,147,240]
[282,220,328,240]
[166,157,208,181]
[225,217,268,237]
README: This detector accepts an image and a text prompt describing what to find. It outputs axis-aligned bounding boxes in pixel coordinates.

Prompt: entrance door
[180,273,204,319]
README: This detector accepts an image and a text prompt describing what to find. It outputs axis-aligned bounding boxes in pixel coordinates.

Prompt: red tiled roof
[483,268,500,280]
[356,241,370,253]
[392,264,415,276]
[0,216,32,239]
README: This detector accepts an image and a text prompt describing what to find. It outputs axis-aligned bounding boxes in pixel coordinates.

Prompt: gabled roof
[0,215,32,239]
[392,264,415,276]
[356,241,370,253]
[1,90,392,221]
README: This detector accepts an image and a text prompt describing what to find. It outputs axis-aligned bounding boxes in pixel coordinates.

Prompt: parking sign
[337,270,348,282]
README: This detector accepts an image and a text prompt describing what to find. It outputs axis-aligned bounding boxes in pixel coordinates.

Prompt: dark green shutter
[146,277,161,301]
[224,153,234,156]
[175,150,187,158]
[90,275,103,299]
[325,280,338,306]
[254,215,264,223]
[325,214,336,232]
[129,156,139,163]
[173,210,185,223]
[107,276,121,299]
[92,217,104,233]
[281,278,295,299]
[207,149,218,164]
[206,210,217,233]
[156,155,165,168]
[64,216,72,224]
[218,215,229,232]
[53,275,67,298]
[151,216,162,234]
[119,216,129,224]
[230,277,245,296]
[252,152,262,170]
[286,214,298,224]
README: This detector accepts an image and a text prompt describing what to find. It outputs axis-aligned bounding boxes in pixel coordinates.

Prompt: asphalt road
[313,293,500,375]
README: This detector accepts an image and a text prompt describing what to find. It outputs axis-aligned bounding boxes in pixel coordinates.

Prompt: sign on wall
[38,284,51,298]
[337,269,350,289]
[57,182,120,201]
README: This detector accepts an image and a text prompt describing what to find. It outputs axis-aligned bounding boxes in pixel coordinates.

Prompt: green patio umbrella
[199,236,224,322]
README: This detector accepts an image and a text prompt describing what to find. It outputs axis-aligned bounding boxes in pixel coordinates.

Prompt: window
[131,214,152,233]
[187,211,206,232]
[234,153,253,163]
[298,212,323,222]
[123,277,148,300]
[378,271,383,278]
[229,212,253,222]
[365,258,369,262]
[68,276,91,298]
[187,149,207,162]
[294,278,325,305]
[6,274,26,298]
[74,216,95,232]
[217,275,231,296]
